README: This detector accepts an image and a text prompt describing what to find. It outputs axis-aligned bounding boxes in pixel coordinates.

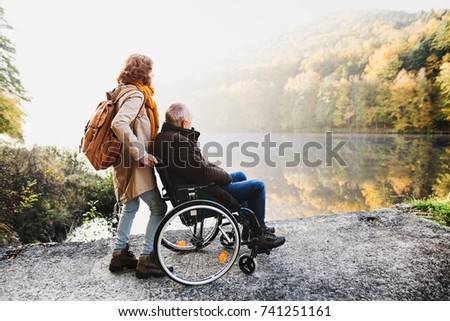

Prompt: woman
[108,54,167,279]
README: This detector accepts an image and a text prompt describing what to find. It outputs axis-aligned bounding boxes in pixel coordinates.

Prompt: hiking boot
[263,226,275,234]
[136,252,173,279]
[109,244,138,272]
[263,232,285,249]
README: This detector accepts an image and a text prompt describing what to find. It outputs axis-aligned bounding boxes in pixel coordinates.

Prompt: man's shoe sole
[109,264,124,273]
[109,264,137,273]
[136,266,174,279]
[136,270,162,279]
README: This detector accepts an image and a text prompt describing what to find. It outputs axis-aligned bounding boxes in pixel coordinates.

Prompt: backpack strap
[110,85,146,119]
[108,85,137,104]
[110,85,147,134]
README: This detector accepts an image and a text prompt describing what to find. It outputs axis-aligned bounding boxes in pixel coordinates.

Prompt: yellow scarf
[135,82,160,143]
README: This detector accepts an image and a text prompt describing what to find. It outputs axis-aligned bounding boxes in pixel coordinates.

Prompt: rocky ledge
[1,206,449,301]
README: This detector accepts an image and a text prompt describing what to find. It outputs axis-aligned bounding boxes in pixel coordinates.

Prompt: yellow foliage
[388,176,412,195]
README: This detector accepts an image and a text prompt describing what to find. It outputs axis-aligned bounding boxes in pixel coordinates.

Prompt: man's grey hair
[166,102,191,126]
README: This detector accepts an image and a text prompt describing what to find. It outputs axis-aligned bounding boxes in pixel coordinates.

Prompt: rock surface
[1,207,449,301]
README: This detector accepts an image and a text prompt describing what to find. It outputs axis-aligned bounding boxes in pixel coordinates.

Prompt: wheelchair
[153,161,272,286]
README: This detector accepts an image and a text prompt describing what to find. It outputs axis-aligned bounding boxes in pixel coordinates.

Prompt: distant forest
[191,9,450,133]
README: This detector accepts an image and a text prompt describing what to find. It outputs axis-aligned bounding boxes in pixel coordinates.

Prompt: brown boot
[109,244,138,272]
[136,252,170,279]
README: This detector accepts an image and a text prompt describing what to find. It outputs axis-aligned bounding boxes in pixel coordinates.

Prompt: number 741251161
[259,305,331,317]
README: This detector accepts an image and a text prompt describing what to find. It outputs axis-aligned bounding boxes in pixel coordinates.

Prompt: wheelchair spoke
[218,225,232,243]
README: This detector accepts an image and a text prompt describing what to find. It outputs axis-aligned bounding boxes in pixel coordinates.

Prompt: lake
[131,132,449,234]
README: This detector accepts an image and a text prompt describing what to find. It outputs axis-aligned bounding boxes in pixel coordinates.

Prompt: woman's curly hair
[117,54,153,85]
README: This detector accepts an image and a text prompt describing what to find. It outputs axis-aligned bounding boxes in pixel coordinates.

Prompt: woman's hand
[139,153,158,167]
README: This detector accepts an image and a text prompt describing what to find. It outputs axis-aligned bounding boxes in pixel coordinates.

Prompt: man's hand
[139,153,158,167]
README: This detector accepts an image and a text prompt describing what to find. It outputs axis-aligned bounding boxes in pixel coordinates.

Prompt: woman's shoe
[109,244,138,272]
[136,252,173,279]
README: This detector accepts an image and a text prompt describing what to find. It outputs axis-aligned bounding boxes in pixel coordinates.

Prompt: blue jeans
[114,188,167,255]
[221,172,266,228]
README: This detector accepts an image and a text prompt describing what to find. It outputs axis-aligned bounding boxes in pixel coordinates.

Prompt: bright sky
[1,0,448,148]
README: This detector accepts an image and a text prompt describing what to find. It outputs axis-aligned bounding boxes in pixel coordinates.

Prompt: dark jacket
[154,123,239,209]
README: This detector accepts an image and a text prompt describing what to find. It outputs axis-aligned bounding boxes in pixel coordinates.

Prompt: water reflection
[199,133,450,221]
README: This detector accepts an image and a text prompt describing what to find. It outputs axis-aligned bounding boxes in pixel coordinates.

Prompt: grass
[411,198,450,227]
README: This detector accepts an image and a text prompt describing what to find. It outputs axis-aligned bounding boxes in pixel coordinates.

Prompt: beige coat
[111,85,157,203]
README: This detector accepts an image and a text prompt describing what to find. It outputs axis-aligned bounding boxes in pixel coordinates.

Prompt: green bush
[412,198,450,226]
[0,144,116,245]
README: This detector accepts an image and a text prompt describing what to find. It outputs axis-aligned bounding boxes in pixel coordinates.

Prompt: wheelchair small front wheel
[238,254,257,274]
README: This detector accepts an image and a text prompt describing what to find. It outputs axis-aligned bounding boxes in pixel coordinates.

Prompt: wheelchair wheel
[238,254,257,274]
[154,200,241,285]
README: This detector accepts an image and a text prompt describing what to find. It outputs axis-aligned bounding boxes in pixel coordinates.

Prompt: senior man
[154,102,285,250]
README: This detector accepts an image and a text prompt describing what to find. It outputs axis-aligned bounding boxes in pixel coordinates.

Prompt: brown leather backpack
[80,86,144,170]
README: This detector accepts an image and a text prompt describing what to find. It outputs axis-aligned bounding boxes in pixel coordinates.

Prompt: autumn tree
[364,44,403,82]
[390,69,418,131]
[436,60,450,121]
[0,6,28,141]
[0,93,23,140]
[282,70,320,131]
[332,78,351,128]
[315,76,336,128]
[415,68,434,129]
